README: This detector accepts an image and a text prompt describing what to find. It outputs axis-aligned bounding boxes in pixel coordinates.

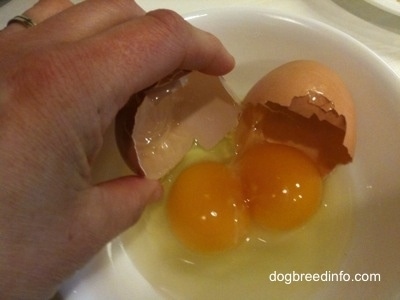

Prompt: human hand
[0,0,234,299]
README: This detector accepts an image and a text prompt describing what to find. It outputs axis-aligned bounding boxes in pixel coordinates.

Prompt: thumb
[38,176,162,299]
[74,176,162,254]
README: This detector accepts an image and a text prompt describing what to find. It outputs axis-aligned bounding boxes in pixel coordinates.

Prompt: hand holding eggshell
[0,1,235,299]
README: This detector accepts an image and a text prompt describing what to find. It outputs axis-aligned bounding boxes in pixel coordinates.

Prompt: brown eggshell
[239,60,356,175]
[115,71,240,179]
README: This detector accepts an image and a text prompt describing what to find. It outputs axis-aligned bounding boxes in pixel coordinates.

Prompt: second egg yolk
[167,161,249,252]
[238,143,322,230]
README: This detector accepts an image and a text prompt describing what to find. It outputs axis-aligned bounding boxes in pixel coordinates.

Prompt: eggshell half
[115,71,240,179]
[239,60,356,175]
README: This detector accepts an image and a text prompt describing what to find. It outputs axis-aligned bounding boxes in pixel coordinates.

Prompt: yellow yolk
[167,161,249,252]
[237,143,322,230]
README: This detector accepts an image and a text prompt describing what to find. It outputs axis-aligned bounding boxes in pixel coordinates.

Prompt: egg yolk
[237,143,322,230]
[167,161,249,252]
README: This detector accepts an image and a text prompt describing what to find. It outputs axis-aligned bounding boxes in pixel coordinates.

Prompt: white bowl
[61,8,400,299]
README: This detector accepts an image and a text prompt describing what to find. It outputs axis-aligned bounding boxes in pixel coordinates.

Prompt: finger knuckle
[105,0,139,14]
[145,9,189,46]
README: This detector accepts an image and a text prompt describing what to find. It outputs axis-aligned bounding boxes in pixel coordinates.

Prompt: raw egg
[116,60,356,298]
[121,144,353,299]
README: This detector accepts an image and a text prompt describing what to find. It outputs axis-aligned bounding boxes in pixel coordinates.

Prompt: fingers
[59,9,234,126]
[5,0,73,33]
[30,8,234,137]
[75,176,162,251]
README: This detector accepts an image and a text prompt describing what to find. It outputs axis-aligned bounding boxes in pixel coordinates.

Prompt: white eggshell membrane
[133,72,240,179]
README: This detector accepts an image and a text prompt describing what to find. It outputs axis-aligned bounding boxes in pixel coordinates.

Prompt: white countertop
[1,0,399,77]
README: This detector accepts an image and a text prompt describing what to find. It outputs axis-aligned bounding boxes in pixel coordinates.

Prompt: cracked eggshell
[240,60,356,175]
[115,71,240,180]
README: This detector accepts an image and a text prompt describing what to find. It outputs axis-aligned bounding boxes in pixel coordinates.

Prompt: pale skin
[0,0,235,298]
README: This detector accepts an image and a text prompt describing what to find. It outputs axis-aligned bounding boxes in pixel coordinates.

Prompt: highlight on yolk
[167,161,249,252]
[237,143,322,230]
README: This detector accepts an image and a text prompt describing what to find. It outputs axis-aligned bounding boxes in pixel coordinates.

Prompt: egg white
[120,138,353,300]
